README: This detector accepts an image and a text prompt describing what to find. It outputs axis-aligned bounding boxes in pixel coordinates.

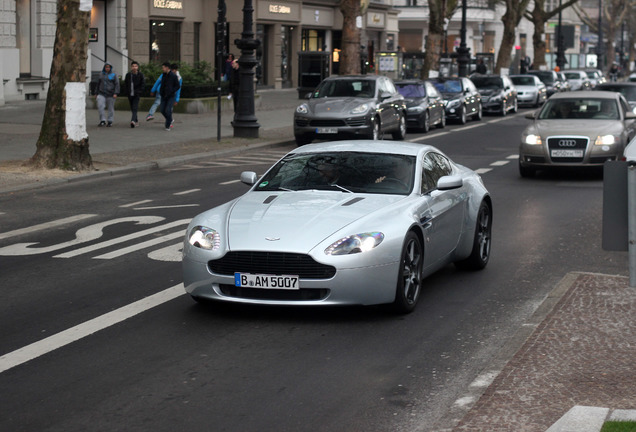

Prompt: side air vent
[342,197,365,206]
[263,195,278,204]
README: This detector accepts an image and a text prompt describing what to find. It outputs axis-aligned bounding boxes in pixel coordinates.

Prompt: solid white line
[119,200,152,208]
[173,189,201,196]
[0,284,185,374]
[94,230,185,259]
[132,204,200,210]
[409,131,452,142]
[54,219,190,258]
[0,214,96,241]
[220,180,242,185]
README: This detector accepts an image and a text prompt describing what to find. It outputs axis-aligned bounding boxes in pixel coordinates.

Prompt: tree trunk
[30,0,92,171]
[423,0,445,79]
[495,7,519,73]
[528,4,548,69]
[338,0,361,75]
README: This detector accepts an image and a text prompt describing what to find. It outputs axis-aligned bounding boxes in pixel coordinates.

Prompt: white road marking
[0,216,164,256]
[409,131,452,143]
[0,214,96,241]
[94,230,185,259]
[148,242,183,262]
[220,180,242,185]
[53,218,189,258]
[132,204,200,210]
[475,168,493,174]
[119,200,152,208]
[507,154,519,159]
[173,189,201,195]
[490,160,510,166]
[0,283,185,374]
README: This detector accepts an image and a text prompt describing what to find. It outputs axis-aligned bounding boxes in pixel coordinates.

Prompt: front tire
[512,98,518,113]
[392,232,423,314]
[458,107,467,124]
[368,117,381,140]
[455,200,492,270]
[421,111,430,133]
[519,160,536,178]
[437,111,446,128]
[474,104,482,121]
[392,113,407,140]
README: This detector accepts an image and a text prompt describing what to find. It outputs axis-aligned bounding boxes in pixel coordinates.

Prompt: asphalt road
[0,110,628,431]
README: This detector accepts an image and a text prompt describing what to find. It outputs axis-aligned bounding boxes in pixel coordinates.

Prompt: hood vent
[263,195,278,204]
[342,197,365,206]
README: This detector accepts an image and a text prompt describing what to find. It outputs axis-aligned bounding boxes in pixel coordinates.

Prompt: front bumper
[294,114,373,139]
[519,136,624,167]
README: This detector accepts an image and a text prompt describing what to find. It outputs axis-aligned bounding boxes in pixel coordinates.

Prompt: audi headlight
[296,104,309,114]
[595,135,616,145]
[351,103,370,114]
[524,134,542,145]
[188,226,221,250]
[325,232,384,255]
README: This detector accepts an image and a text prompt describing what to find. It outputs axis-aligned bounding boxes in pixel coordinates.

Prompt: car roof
[597,83,636,88]
[289,140,438,157]
[324,75,383,81]
[548,90,620,100]
[394,80,425,84]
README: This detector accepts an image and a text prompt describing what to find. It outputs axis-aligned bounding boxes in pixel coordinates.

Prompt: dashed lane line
[173,189,201,195]
[119,200,152,208]
[0,283,185,374]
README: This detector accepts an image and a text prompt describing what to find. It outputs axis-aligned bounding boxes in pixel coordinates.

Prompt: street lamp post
[232,0,260,138]
[216,0,227,142]
[556,0,566,70]
[456,0,470,77]
[597,0,603,69]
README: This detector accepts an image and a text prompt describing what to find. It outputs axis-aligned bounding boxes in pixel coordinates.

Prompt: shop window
[150,20,181,63]
[302,29,326,51]
[194,22,201,63]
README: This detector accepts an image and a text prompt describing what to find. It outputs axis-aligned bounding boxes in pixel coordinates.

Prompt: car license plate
[234,273,300,290]
[551,149,583,157]
[316,127,338,134]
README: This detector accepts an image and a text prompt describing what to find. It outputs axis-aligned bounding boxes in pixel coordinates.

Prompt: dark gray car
[395,79,446,132]
[294,75,407,145]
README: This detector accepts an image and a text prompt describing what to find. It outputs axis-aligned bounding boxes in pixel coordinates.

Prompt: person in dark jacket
[158,61,181,131]
[124,61,145,128]
[96,62,120,127]
[229,59,240,113]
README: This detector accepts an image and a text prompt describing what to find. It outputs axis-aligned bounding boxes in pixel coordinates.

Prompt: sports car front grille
[219,285,330,301]
[208,252,336,279]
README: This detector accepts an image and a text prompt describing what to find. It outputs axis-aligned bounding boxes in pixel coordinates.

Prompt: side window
[426,82,440,98]
[421,153,445,193]
[385,79,398,95]
[619,97,631,116]
[432,153,453,176]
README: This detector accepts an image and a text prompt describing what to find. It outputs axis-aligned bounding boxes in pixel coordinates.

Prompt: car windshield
[396,83,426,98]
[532,72,554,84]
[471,76,503,89]
[539,98,619,120]
[512,76,536,86]
[312,79,375,98]
[255,151,416,195]
[564,72,581,79]
[585,71,598,79]
[432,80,462,93]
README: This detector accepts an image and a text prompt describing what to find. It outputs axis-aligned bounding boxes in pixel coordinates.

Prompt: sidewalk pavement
[1,90,635,432]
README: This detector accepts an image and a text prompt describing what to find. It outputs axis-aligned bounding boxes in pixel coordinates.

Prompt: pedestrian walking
[170,63,183,126]
[475,58,487,74]
[223,53,234,81]
[124,61,145,128]
[229,59,240,113]
[96,62,120,127]
[146,75,163,121]
[158,61,181,131]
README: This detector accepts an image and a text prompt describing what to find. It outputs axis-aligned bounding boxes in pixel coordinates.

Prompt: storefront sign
[366,12,385,28]
[269,4,291,14]
[154,0,183,10]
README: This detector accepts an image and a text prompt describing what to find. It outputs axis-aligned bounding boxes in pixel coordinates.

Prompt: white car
[563,71,592,91]
[183,141,492,313]
[510,75,547,107]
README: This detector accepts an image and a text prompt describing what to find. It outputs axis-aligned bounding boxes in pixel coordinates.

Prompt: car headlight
[296,104,309,114]
[595,135,617,145]
[188,226,221,250]
[447,99,460,108]
[324,232,384,255]
[524,134,542,145]
[351,103,370,114]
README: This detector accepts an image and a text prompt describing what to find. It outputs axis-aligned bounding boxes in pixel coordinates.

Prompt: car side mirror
[240,171,258,186]
[625,112,636,120]
[525,111,537,119]
[380,91,392,100]
[437,175,463,191]
[304,92,312,99]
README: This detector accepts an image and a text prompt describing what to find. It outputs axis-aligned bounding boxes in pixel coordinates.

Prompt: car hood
[440,92,462,100]
[514,85,538,92]
[306,97,373,116]
[227,191,404,252]
[532,119,625,137]
[477,88,502,96]
[404,97,427,107]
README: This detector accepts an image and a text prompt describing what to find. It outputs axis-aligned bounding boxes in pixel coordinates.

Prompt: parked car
[294,75,407,145]
[510,74,547,107]
[519,91,636,177]
[527,70,564,96]
[429,77,482,124]
[182,140,492,314]
[629,72,636,82]
[395,79,446,132]
[556,72,572,91]
[471,74,518,115]
[562,70,592,91]
[581,69,607,88]
[595,82,636,111]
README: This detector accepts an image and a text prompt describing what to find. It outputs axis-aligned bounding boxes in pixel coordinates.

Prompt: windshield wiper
[328,183,353,193]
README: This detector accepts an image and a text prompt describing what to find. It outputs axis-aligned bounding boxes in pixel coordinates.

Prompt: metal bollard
[629,163,636,287]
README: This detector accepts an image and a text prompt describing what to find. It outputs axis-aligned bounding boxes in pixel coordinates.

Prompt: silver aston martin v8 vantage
[182,141,492,314]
